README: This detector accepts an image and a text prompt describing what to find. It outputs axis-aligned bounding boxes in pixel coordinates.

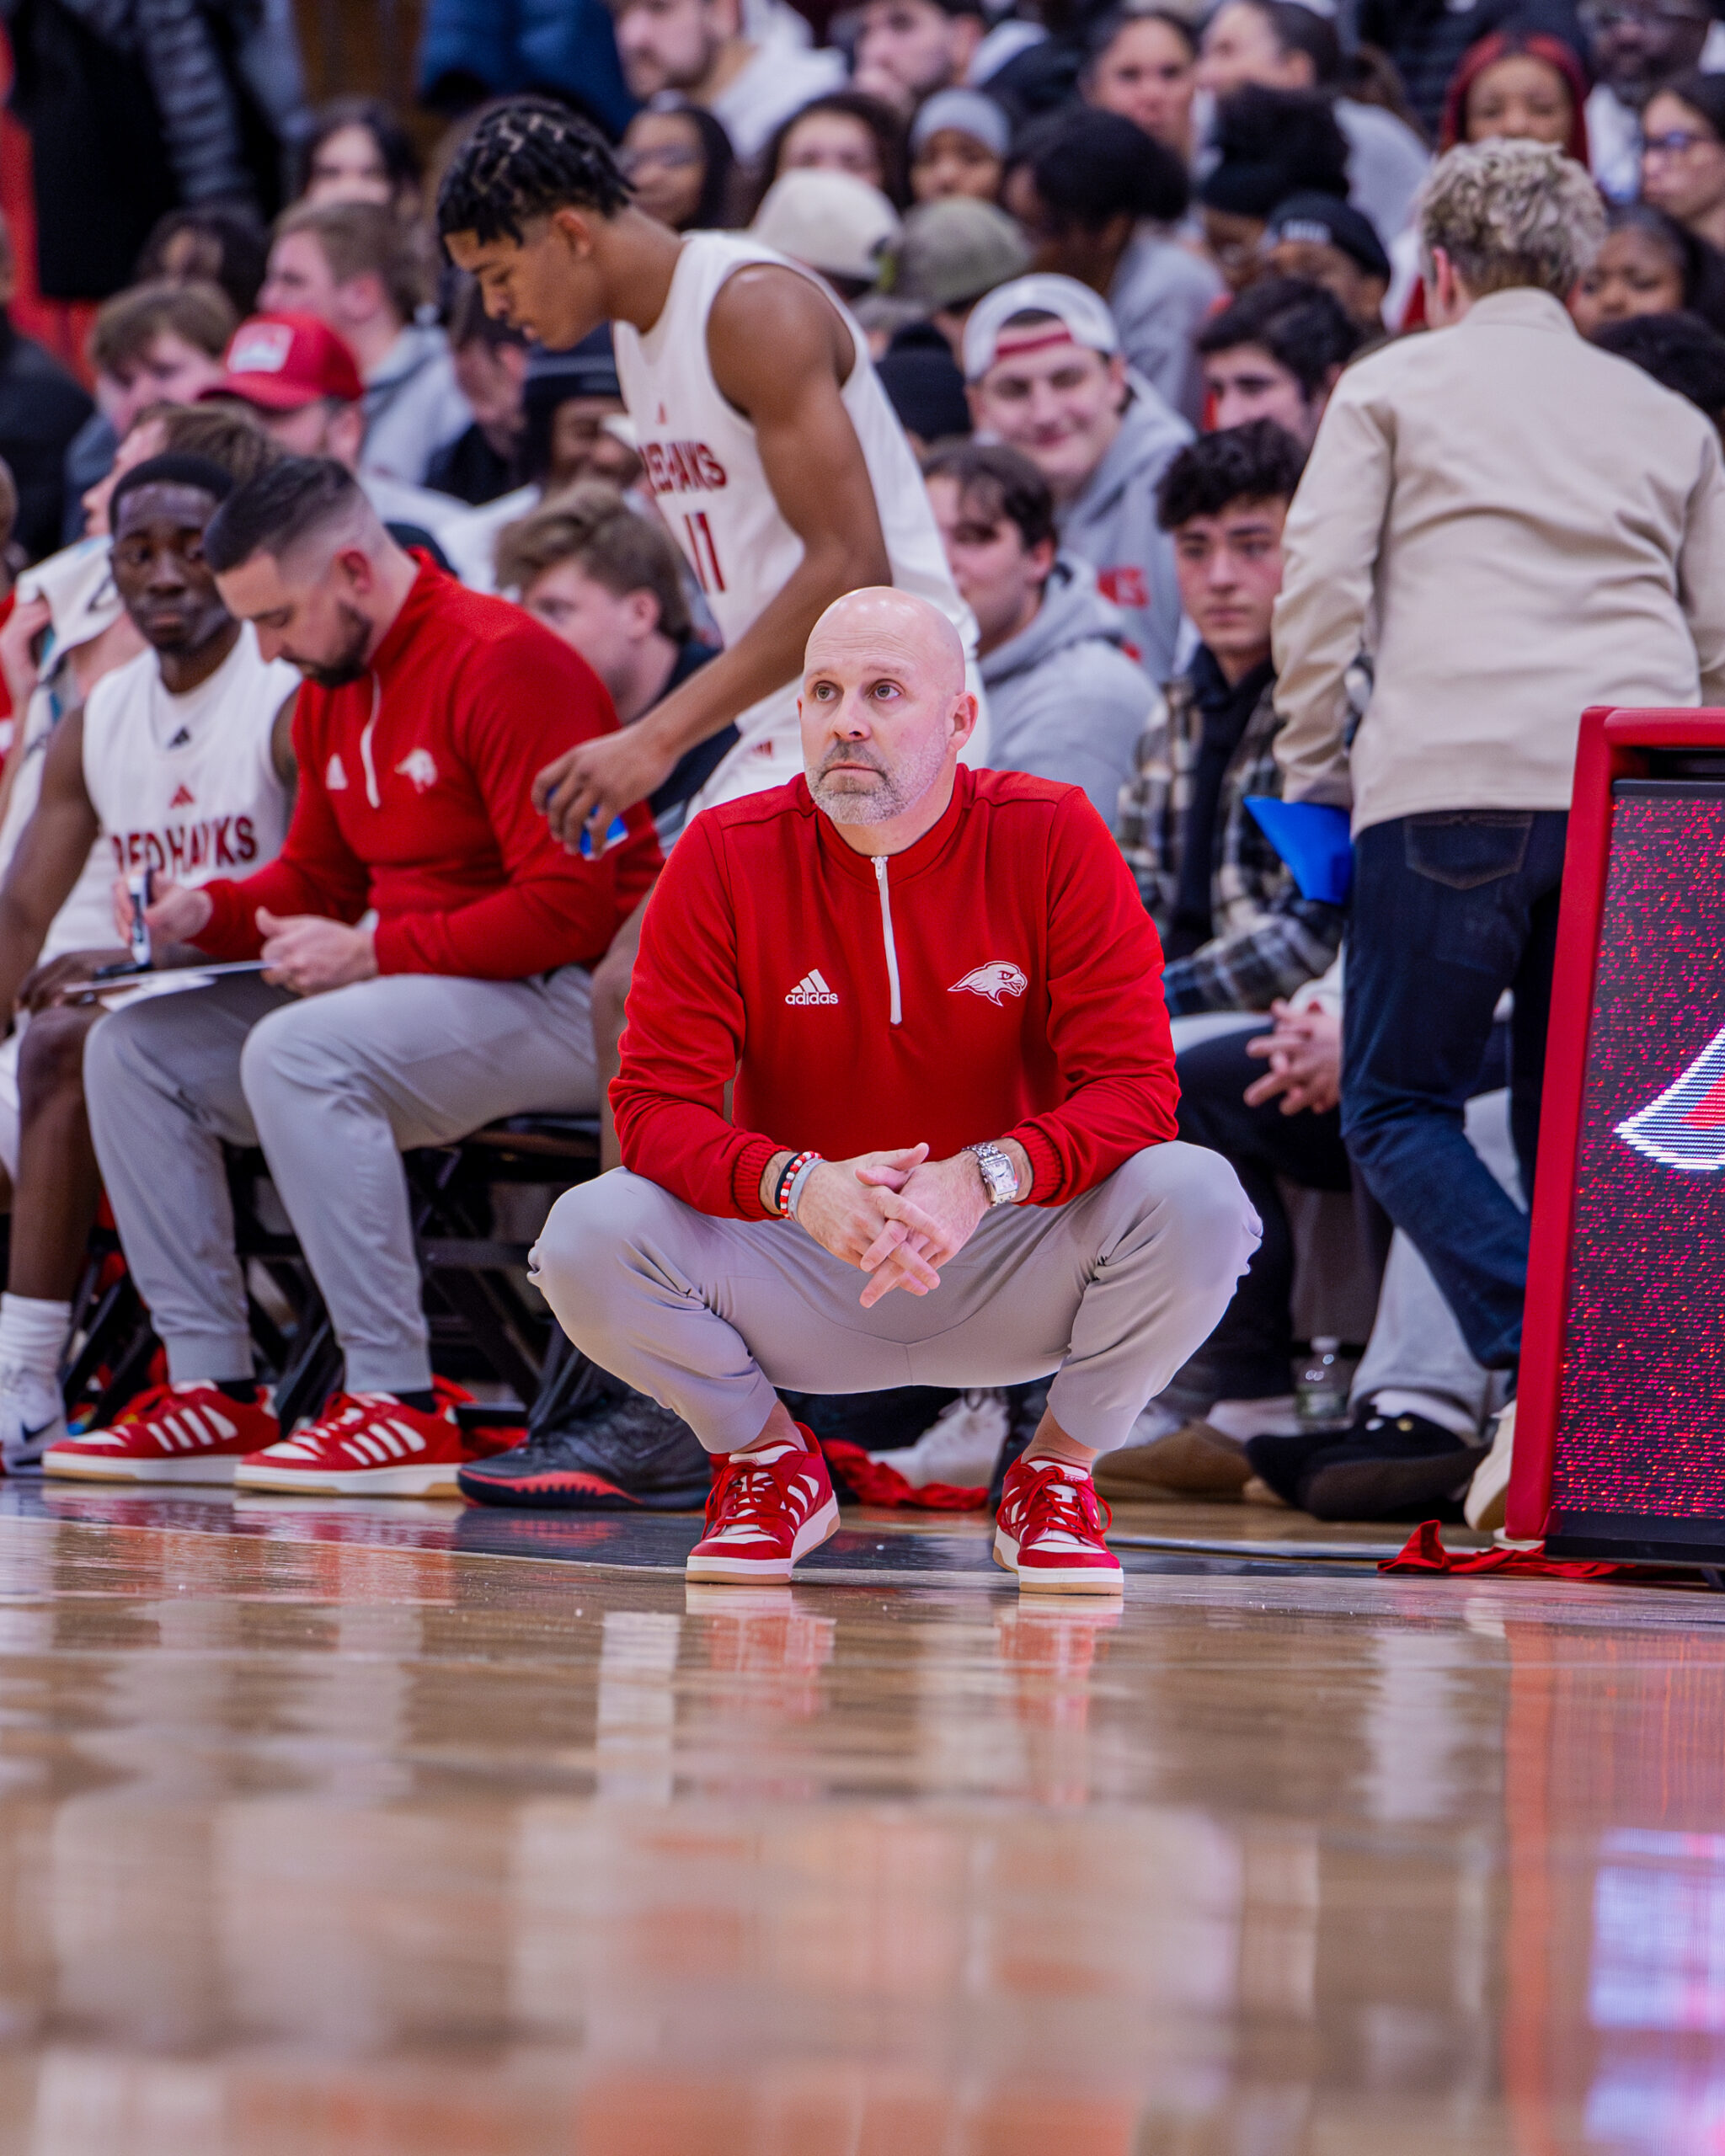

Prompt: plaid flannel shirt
[1115,667,1344,1015]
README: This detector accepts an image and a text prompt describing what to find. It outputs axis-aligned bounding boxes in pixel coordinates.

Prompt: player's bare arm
[535,267,894,851]
[0,712,109,1016]
[270,686,300,799]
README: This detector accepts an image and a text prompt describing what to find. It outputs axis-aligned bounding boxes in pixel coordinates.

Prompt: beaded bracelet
[785,1153,823,1222]
[773,1149,820,1217]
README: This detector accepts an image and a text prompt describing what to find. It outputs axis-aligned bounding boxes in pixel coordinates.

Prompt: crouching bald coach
[530,587,1259,1593]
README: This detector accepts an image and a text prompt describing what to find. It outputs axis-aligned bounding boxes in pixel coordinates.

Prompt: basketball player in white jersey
[437,97,980,849]
[436,101,986,1506]
[0,453,296,1463]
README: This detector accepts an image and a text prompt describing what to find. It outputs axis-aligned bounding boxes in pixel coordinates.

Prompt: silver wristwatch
[965,1141,1020,1207]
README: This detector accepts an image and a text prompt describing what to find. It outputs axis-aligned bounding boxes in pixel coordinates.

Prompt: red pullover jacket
[612,766,1178,1218]
[194,562,660,977]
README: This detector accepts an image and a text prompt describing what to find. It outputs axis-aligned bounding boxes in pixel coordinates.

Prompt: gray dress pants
[530,1144,1259,1454]
[83,968,597,1396]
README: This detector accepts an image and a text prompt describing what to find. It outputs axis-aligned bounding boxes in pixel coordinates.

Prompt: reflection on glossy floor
[0,1486,1717,2154]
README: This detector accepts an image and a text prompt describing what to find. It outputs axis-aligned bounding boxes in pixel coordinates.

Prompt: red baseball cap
[202,312,364,411]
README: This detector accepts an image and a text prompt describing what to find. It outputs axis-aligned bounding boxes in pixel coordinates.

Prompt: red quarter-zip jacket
[194,561,660,977]
[612,766,1178,1218]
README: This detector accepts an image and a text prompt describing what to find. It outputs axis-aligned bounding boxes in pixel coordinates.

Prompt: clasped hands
[1243,997,1342,1116]
[792,1144,990,1309]
[107,876,377,997]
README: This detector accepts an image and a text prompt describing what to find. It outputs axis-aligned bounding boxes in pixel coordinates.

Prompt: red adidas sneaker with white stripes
[235,1391,515,1497]
[686,1427,840,1582]
[43,1383,280,1483]
[994,1455,1124,1594]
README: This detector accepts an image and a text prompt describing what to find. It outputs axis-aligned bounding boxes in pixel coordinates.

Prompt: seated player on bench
[50,456,659,1493]
[0,449,297,1465]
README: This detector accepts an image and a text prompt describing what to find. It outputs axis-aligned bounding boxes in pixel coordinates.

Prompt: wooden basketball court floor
[0,1478,1714,2156]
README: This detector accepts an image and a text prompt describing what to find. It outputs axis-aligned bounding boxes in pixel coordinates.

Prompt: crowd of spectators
[0,0,1719,1525]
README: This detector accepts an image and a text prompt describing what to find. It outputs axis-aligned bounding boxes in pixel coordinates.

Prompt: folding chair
[66,1114,604,1437]
[270,1112,602,1433]
[62,1150,328,1430]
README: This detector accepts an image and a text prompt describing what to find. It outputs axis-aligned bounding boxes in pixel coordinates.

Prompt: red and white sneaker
[43,1382,279,1483]
[235,1390,514,1497]
[686,1427,840,1582]
[994,1455,1124,1595]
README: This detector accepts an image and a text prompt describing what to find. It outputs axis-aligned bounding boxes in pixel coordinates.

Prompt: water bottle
[1295,1337,1352,1430]
[579,815,630,859]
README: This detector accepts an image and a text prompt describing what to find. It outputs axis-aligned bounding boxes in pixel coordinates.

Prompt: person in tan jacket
[1268,136,1725,1517]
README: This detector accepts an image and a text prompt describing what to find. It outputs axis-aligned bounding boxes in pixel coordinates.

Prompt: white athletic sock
[0,1294,70,1386]
[736,1422,810,1457]
[1024,1451,1092,1478]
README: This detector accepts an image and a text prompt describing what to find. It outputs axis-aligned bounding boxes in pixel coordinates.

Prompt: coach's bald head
[809,587,968,690]
[800,589,976,851]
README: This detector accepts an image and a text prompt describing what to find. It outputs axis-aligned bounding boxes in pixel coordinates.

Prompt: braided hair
[437,98,631,246]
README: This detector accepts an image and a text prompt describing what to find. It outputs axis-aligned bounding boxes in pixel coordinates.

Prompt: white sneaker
[0,1366,67,1470]
[1464,1399,1517,1533]
[871,1390,1009,1488]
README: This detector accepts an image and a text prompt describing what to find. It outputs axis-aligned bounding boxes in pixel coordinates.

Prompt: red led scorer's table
[1515,707,1725,1559]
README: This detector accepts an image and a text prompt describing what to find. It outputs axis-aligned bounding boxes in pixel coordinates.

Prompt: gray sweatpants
[530,1144,1259,1454]
[83,968,597,1396]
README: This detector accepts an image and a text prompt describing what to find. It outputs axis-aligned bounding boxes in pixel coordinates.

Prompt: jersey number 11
[682,511,726,595]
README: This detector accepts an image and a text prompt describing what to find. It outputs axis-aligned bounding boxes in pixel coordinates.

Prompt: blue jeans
[1341,809,1568,1371]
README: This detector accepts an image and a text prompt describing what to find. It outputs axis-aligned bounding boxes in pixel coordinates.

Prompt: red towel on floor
[820,1438,990,1512]
[1380,1520,1630,1578]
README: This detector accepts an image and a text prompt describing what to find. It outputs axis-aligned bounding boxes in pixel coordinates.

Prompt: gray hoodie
[360,323,474,489]
[979,552,1156,825]
[1056,375,1193,687]
[1109,231,1224,427]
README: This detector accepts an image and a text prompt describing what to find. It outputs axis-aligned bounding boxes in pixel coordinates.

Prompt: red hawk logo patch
[949,963,1028,1006]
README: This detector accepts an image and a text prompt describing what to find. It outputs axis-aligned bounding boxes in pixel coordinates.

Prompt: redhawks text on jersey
[109,817,261,877]
[639,441,728,496]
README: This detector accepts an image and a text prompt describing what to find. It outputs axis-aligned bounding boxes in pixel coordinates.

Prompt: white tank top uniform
[82,624,296,891]
[613,232,985,812]
[0,625,296,1179]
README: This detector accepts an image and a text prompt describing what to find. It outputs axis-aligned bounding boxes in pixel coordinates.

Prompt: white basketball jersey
[83,626,296,889]
[614,234,981,801]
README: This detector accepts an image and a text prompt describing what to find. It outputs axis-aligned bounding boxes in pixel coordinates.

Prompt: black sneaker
[777,1385,959,1453]
[1298,1412,1477,1524]
[1243,1425,1348,1509]
[457,1389,713,1510]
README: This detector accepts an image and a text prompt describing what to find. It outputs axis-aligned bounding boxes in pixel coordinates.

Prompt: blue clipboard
[1242,796,1353,905]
